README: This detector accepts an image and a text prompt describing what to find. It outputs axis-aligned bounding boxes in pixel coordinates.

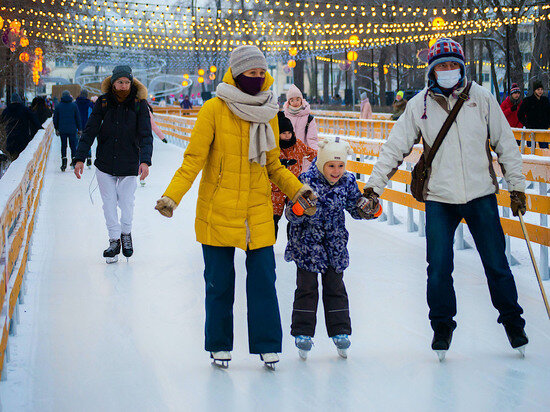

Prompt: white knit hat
[316,136,353,175]
[286,84,303,101]
[229,45,268,77]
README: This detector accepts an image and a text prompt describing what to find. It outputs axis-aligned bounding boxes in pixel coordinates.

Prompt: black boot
[431,324,455,351]
[504,324,529,349]
[86,157,92,167]
[103,239,121,263]
[121,233,133,258]
[61,157,67,172]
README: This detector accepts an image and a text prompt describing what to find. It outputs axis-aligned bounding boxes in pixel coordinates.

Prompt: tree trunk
[530,18,550,90]
[507,24,525,95]
[486,40,501,104]
[378,47,389,106]
[323,60,329,102]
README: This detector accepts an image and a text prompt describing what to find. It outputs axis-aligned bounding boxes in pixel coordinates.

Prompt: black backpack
[304,114,314,137]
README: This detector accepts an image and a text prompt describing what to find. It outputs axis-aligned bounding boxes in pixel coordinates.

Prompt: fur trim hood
[101,76,148,100]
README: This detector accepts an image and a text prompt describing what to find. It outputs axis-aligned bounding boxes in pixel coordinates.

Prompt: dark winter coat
[180,98,192,109]
[500,96,523,128]
[74,77,153,176]
[518,94,550,130]
[284,162,364,273]
[0,103,42,158]
[75,96,94,128]
[53,95,82,135]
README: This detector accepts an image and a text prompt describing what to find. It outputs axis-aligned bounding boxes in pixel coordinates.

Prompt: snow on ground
[1,137,549,412]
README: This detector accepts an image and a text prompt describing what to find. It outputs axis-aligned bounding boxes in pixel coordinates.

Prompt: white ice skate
[210,351,231,368]
[295,336,313,360]
[332,334,351,359]
[260,353,279,370]
[435,350,447,362]
[105,256,118,264]
[516,345,526,357]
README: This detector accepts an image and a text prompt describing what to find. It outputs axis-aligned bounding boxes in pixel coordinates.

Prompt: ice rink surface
[1,138,549,411]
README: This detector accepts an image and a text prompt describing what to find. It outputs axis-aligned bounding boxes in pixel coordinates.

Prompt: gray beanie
[62,90,71,98]
[111,65,133,84]
[229,45,268,77]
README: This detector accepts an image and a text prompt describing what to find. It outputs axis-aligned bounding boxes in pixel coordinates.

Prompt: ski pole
[518,213,550,320]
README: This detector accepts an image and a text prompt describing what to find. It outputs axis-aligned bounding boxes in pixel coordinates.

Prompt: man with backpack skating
[73,65,153,263]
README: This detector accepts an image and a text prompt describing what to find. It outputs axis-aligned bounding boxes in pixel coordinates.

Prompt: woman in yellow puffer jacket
[155,46,316,368]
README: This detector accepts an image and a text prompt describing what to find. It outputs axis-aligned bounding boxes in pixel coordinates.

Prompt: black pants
[60,133,78,159]
[291,266,351,338]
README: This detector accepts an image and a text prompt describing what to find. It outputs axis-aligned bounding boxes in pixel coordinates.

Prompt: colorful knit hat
[427,38,465,76]
[510,83,521,94]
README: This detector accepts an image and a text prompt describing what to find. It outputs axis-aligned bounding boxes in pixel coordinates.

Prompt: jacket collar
[101,76,148,100]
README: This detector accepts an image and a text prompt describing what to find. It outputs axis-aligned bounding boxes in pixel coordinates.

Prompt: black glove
[510,191,526,216]
[162,138,168,143]
[280,159,297,168]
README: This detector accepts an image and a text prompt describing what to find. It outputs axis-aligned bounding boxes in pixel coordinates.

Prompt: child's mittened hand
[291,184,318,216]
[155,196,177,218]
[357,197,382,219]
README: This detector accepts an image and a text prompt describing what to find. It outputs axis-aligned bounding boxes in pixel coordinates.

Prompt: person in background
[73,65,153,264]
[53,90,82,171]
[75,89,94,167]
[30,96,52,134]
[0,93,41,160]
[271,111,317,238]
[391,91,407,120]
[501,83,523,129]
[360,92,373,120]
[284,84,319,171]
[180,95,193,110]
[518,80,550,149]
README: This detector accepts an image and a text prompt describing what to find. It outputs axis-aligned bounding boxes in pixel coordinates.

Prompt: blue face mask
[235,74,265,96]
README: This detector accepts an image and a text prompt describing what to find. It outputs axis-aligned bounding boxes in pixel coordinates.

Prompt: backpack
[304,114,314,138]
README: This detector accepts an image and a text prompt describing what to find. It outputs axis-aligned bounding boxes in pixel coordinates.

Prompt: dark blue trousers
[425,194,525,331]
[202,244,283,354]
[60,133,78,159]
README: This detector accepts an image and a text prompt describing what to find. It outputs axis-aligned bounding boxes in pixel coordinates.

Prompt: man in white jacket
[361,38,528,357]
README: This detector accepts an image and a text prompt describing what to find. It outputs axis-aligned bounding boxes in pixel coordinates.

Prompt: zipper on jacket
[450,97,468,203]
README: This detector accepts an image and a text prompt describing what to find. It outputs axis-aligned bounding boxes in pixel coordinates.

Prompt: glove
[511,104,518,112]
[155,196,177,218]
[162,138,168,143]
[357,196,383,219]
[360,187,382,218]
[510,191,526,216]
[291,184,318,216]
[280,159,298,168]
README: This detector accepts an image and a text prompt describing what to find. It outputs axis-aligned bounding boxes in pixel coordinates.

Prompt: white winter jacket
[367,81,525,204]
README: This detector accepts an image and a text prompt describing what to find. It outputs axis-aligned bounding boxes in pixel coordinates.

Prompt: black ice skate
[60,157,67,172]
[210,351,231,368]
[103,239,121,264]
[431,324,455,362]
[121,233,133,261]
[504,324,529,357]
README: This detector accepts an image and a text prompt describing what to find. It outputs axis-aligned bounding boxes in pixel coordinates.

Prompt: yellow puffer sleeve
[163,101,216,204]
[265,117,304,199]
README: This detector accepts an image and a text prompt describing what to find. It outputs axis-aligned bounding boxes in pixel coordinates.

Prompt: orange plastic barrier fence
[0,122,53,379]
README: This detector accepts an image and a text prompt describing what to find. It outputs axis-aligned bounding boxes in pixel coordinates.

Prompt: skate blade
[435,350,447,362]
[337,348,348,359]
[105,256,119,264]
[298,349,309,360]
[516,345,526,357]
[212,360,229,369]
[264,362,277,371]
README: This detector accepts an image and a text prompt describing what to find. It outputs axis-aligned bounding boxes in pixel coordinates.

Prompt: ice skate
[260,353,279,370]
[121,233,133,261]
[103,239,121,264]
[60,157,67,172]
[504,324,528,357]
[431,325,454,362]
[210,351,231,368]
[332,334,351,359]
[295,335,313,360]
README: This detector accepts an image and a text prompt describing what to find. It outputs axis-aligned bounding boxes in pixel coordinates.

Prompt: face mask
[235,74,265,96]
[436,68,461,89]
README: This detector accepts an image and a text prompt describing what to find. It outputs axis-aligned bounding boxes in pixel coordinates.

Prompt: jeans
[425,194,525,331]
[60,133,78,159]
[291,266,351,337]
[202,245,282,354]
